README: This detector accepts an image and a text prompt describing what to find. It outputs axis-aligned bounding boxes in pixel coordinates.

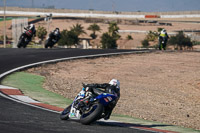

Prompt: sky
[1,0,200,12]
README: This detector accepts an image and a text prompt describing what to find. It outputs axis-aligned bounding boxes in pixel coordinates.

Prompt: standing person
[158,29,169,50]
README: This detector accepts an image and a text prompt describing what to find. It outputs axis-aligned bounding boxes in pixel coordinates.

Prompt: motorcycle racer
[23,24,36,38]
[45,28,61,48]
[17,24,36,48]
[49,28,61,42]
[75,79,120,120]
[158,29,169,50]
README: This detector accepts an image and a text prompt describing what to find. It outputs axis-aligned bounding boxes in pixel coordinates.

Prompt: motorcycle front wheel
[45,40,54,48]
[80,103,103,125]
[60,105,72,120]
[44,40,49,48]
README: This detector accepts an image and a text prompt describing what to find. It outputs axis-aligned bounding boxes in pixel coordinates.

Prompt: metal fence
[12,18,28,48]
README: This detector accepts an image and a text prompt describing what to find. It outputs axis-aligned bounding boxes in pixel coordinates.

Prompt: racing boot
[104,111,112,120]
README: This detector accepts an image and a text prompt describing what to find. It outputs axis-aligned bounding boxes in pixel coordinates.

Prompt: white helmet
[161,29,166,34]
[29,24,35,29]
[109,79,120,89]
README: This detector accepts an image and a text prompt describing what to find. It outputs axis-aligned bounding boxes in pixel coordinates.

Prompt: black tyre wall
[80,103,103,125]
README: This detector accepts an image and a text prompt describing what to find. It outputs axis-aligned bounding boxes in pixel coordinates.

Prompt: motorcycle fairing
[95,93,116,106]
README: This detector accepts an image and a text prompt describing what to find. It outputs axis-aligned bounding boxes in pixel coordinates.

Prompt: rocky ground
[27,51,200,130]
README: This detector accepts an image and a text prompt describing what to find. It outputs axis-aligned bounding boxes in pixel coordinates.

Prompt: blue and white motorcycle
[60,85,117,125]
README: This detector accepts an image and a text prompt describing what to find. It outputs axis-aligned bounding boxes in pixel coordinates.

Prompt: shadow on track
[95,121,174,133]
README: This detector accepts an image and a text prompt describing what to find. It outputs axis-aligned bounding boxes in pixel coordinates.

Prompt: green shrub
[146,31,159,41]
[101,32,117,49]
[0,35,8,41]
[36,26,47,41]
[126,35,133,40]
[168,31,193,50]
[142,39,150,48]
[101,22,120,49]
[88,23,101,39]
[58,30,79,47]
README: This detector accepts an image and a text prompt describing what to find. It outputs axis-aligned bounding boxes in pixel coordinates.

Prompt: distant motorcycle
[17,29,33,48]
[60,84,117,125]
[45,37,58,48]
[45,29,60,48]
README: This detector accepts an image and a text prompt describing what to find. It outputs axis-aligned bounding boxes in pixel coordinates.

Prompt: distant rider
[45,28,61,48]
[22,23,36,42]
[75,79,120,120]
[158,29,169,50]
[48,28,61,43]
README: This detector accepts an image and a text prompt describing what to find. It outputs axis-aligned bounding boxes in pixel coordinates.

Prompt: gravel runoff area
[27,51,200,130]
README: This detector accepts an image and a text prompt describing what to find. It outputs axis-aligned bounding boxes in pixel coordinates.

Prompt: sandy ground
[35,18,200,49]
[1,17,200,49]
[27,51,200,130]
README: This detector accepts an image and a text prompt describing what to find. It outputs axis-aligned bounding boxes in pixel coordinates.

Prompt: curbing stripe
[9,95,40,103]
[0,89,23,95]
[0,92,61,113]
[31,103,64,112]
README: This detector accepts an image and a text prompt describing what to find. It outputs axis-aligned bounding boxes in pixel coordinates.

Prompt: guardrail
[0,7,200,19]
[1,7,200,15]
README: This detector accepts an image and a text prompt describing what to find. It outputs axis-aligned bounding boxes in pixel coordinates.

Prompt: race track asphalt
[0,48,153,133]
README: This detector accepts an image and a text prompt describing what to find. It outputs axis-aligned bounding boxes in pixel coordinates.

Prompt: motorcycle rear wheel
[17,39,23,48]
[80,103,103,125]
[17,38,29,48]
